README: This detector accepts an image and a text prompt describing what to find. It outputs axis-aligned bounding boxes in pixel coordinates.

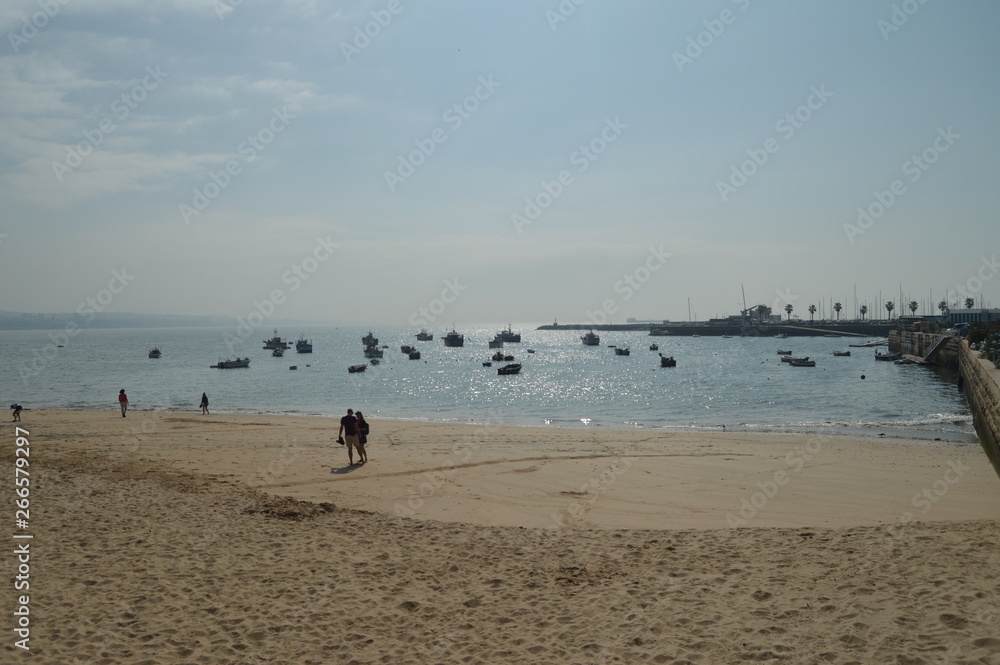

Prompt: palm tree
[785,304,793,320]
[834,302,842,320]
[965,297,975,310]
[808,304,817,322]
[938,300,949,316]
[755,304,771,323]
[885,301,894,320]
[860,305,868,320]
[909,300,918,316]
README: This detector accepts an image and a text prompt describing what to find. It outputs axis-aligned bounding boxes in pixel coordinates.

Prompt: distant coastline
[537,321,897,337]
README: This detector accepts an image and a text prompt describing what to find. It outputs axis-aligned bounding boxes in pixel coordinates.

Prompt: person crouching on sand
[11,404,22,421]
[118,389,129,418]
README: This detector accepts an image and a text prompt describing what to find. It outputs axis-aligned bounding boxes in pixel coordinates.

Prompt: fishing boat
[401,345,415,354]
[348,364,367,373]
[581,331,600,346]
[272,347,284,357]
[488,335,504,349]
[295,336,312,353]
[148,348,161,358]
[415,329,433,341]
[787,358,816,367]
[212,357,251,369]
[659,354,677,368]
[370,358,380,366]
[614,347,630,356]
[780,355,809,363]
[364,344,384,358]
[497,363,522,375]
[263,330,289,350]
[832,350,851,357]
[483,361,492,367]
[649,343,659,351]
[361,332,378,346]
[408,350,421,360]
[443,329,465,347]
[491,351,505,361]
[503,354,514,361]
[527,349,535,354]
[498,325,521,343]
[875,351,902,361]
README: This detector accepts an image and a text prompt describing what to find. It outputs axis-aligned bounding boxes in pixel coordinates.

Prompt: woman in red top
[118,389,128,418]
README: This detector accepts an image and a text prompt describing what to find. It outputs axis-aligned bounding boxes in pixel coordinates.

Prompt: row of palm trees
[758,297,977,322]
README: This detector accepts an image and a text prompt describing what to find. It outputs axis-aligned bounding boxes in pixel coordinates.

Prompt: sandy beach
[5,409,1000,664]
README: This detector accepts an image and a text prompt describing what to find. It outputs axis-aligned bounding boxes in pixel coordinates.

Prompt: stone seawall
[959,340,1000,478]
[888,330,961,365]
[890,330,1000,478]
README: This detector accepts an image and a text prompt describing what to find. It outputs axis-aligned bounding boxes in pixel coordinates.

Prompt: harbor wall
[888,330,961,365]
[958,341,1000,479]
[890,330,1000,478]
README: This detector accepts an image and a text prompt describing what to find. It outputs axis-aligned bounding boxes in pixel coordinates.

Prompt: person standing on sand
[200,392,210,415]
[118,389,129,417]
[339,408,361,465]
[355,411,369,464]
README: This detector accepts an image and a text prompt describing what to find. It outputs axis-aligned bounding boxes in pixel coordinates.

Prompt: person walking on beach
[118,389,129,418]
[355,410,369,464]
[339,408,361,465]
[200,392,210,415]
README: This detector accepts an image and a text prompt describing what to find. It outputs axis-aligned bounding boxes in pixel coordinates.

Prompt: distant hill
[0,311,327,330]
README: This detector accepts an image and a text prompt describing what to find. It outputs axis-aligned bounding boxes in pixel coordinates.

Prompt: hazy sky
[1,0,997,326]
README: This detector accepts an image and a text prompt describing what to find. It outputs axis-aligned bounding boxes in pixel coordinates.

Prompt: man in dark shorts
[339,408,360,465]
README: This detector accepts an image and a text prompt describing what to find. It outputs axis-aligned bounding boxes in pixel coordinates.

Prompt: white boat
[212,357,251,369]
[581,331,600,346]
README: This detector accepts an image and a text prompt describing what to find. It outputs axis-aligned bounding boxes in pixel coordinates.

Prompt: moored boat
[263,330,289,350]
[787,358,816,367]
[443,329,465,347]
[776,349,792,355]
[659,354,677,368]
[497,363,522,375]
[401,345,415,354]
[581,331,600,346]
[415,329,433,341]
[295,336,313,353]
[780,355,809,363]
[649,343,658,351]
[499,325,521,343]
[362,332,378,346]
[832,350,851,356]
[491,350,505,361]
[408,350,421,360]
[488,335,504,349]
[272,347,285,357]
[348,364,367,373]
[148,347,161,358]
[364,345,384,358]
[875,351,902,361]
[212,357,251,369]
[614,347,630,356]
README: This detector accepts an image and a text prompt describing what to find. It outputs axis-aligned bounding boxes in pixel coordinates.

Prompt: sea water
[0,324,975,442]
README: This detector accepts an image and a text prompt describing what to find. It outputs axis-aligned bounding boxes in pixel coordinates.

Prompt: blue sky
[1,0,997,325]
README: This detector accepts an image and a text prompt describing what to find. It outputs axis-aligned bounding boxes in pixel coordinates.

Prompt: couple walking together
[338,409,369,466]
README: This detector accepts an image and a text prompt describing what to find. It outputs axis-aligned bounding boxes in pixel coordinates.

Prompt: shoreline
[14,403,978,443]
[22,408,999,530]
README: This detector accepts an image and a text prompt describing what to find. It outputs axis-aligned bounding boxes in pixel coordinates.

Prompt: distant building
[946,308,1000,325]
